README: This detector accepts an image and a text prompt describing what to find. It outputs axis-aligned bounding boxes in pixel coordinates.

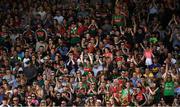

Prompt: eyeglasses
[13,99,18,101]
[61,102,66,104]
[57,94,60,96]
[106,102,110,104]
[27,97,32,99]
[31,96,35,97]
[41,101,46,103]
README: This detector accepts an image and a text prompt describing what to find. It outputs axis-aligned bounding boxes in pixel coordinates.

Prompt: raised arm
[140,43,146,50]
[132,18,137,33]
[66,47,72,56]
[81,38,86,48]
[120,26,125,35]
[88,53,94,65]
[94,36,99,47]
[169,29,174,42]
[80,52,84,63]
[162,63,168,80]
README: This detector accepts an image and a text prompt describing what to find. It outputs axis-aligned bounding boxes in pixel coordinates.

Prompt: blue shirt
[57,46,69,56]
[0,94,5,104]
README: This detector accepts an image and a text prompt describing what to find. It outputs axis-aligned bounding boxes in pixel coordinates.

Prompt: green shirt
[149,37,158,44]
[69,37,80,45]
[112,15,125,27]
[163,81,174,96]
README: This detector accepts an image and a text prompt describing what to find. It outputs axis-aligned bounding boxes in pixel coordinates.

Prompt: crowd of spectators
[0,0,179,106]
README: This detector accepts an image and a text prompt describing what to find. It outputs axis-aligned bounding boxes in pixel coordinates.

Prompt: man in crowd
[0,0,179,106]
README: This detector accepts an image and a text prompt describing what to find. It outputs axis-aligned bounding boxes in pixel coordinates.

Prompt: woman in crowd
[0,0,179,106]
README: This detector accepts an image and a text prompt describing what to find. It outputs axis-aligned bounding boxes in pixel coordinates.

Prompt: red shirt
[103,52,112,57]
[77,26,85,35]
[88,46,95,53]
[110,86,122,93]
[115,56,123,62]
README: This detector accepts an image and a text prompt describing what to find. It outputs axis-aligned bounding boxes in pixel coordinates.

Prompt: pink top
[144,50,152,58]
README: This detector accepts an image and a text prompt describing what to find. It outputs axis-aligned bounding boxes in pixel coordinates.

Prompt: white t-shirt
[37,11,46,20]
[54,15,64,24]
[0,104,11,107]
[23,58,30,67]
[93,65,103,77]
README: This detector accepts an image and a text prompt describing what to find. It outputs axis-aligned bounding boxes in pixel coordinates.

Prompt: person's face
[4,60,9,66]
[137,82,142,87]
[2,100,7,105]
[79,82,83,87]
[33,82,37,87]
[82,77,86,82]
[76,72,81,77]
[13,88,18,94]
[126,82,130,88]
[88,72,93,77]
[85,34,90,39]
[106,92,110,96]
[25,51,29,57]
[56,11,60,16]
[49,39,53,44]
[32,55,36,60]
[168,53,172,58]
[20,79,26,85]
[61,101,67,107]
[39,47,44,52]
[91,83,96,88]
[56,93,61,98]
[27,86,31,91]
[106,101,111,107]
[94,63,98,68]
[51,72,55,78]
[6,70,11,75]
[1,26,6,32]
[13,97,19,104]
[167,76,172,81]
[27,96,32,102]
[36,84,41,90]
[16,47,21,52]
[49,86,54,91]
[69,77,74,82]
[141,78,145,83]
[40,100,46,106]
[130,63,134,68]
[138,29,142,33]
[95,101,101,106]
[31,94,36,99]
[0,88,3,94]
[105,48,109,53]
[89,97,93,102]
[110,98,114,104]
[43,75,47,80]
[50,48,55,55]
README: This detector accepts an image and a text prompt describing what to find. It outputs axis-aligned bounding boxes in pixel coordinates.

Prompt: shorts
[145,58,152,66]
[163,95,174,106]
